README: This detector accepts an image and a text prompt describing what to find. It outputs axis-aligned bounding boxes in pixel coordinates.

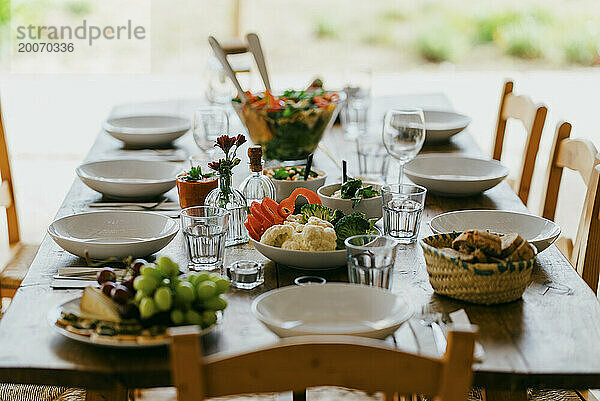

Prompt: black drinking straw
[342,160,348,183]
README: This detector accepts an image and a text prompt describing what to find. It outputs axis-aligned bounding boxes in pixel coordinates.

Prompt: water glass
[381,184,427,244]
[345,235,398,290]
[193,107,229,151]
[356,135,390,183]
[341,69,372,139]
[180,206,229,271]
[227,260,264,289]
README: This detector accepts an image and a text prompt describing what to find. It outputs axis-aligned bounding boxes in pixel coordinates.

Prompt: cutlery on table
[87,200,180,211]
[419,307,447,357]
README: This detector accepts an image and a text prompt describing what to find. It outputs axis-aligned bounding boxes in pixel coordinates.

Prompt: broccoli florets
[300,204,337,224]
[334,214,372,249]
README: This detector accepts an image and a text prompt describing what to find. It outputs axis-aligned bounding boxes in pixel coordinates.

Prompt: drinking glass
[381,184,427,244]
[382,108,426,184]
[345,235,398,290]
[356,135,390,183]
[180,206,229,271]
[341,69,372,139]
[193,107,229,151]
[227,260,264,289]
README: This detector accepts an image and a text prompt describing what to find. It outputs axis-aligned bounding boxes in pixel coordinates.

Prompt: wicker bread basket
[420,232,536,305]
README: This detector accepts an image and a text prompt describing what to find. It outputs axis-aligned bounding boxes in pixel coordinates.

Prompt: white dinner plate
[404,155,509,196]
[50,297,219,348]
[48,211,179,259]
[103,115,191,147]
[76,160,182,199]
[423,110,471,143]
[250,237,346,269]
[252,283,413,339]
[429,210,561,252]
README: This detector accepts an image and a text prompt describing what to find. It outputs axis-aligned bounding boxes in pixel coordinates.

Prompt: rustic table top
[1,93,599,392]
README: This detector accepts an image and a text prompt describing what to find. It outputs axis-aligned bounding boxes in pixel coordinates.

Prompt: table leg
[292,390,306,401]
[85,383,129,401]
[485,389,527,401]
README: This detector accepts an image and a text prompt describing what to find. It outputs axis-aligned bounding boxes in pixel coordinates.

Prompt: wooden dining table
[1,93,600,401]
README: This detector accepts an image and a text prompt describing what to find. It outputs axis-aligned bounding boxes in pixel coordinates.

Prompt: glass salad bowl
[232,89,345,162]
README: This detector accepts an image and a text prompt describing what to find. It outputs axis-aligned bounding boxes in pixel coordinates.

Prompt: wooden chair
[0,96,38,301]
[493,80,548,205]
[169,325,477,401]
[541,121,600,293]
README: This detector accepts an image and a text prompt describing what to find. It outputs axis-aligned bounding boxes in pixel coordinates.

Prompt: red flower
[235,134,247,147]
[208,160,223,171]
[215,135,236,154]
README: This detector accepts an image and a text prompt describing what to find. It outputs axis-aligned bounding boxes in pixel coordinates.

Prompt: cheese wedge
[80,287,121,322]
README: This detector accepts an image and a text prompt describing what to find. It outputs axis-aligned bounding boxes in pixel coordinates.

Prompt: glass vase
[205,171,248,246]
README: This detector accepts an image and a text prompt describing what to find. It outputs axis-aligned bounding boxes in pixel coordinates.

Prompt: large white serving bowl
[252,283,413,339]
[318,183,383,220]
[48,211,179,259]
[270,167,327,202]
[76,160,182,199]
[429,210,561,252]
[250,237,346,269]
[404,155,509,197]
[423,110,471,143]
[103,115,191,147]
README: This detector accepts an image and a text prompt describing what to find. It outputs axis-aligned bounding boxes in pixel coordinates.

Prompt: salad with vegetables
[232,79,344,161]
[333,178,381,207]
[244,188,377,250]
[264,166,321,181]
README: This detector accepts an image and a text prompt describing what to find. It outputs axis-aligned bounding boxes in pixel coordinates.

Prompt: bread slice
[500,233,524,258]
[452,230,502,257]
[505,241,536,261]
[472,248,488,263]
[439,247,476,262]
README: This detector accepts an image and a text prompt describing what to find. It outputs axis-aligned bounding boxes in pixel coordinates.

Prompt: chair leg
[292,390,306,401]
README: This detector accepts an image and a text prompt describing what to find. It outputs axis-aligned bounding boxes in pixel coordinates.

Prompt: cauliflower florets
[301,224,337,251]
[260,224,294,247]
[305,216,334,229]
[281,233,304,250]
[283,220,304,233]
[286,214,303,223]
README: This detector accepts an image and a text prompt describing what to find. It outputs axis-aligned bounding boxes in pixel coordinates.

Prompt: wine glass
[193,107,229,151]
[382,108,426,184]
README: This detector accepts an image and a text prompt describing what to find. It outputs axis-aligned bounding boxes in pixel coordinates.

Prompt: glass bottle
[239,146,276,205]
[205,170,248,247]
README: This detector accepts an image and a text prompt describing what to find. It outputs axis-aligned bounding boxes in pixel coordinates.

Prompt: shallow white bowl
[252,283,413,339]
[103,115,191,147]
[76,160,182,199]
[404,155,509,197]
[250,237,345,269]
[269,168,327,203]
[48,211,179,259]
[429,209,561,252]
[318,183,383,220]
[424,110,471,143]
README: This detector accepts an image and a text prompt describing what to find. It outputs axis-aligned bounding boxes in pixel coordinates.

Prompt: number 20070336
[17,42,74,52]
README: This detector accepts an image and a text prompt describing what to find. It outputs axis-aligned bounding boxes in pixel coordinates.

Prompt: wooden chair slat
[169,328,477,401]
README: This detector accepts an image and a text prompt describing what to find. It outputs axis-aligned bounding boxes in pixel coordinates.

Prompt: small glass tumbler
[381,184,427,244]
[356,135,390,184]
[227,260,264,289]
[345,235,398,290]
[180,206,229,271]
[193,107,229,151]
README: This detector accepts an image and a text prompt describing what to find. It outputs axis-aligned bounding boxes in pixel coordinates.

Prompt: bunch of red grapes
[96,258,147,318]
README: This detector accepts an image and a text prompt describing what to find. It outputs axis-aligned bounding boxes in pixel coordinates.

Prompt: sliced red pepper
[262,198,284,225]
[244,219,260,241]
[279,188,322,215]
[247,214,265,236]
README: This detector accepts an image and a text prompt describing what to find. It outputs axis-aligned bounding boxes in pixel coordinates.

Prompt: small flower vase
[205,171,248,246]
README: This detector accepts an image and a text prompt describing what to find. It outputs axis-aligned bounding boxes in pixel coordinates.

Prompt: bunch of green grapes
[132,256,230,328]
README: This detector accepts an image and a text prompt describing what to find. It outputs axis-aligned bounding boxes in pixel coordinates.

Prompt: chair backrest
[541,121,600,292]
[169,325,477,401]
[575,161,600,293]
[0,96,20,246]
[493,80,548,205]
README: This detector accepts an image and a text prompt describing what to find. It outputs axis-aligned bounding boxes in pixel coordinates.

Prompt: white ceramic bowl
[268,167,327,203]
[48,211,179,259]
[76,160,182,199]
[404,155,509,197]
[423,110,471,143]
[252,283,413,339]
[428,210,561,252]
[103,115,191,147]
[318,183,383,220]
[250,237,345,269]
